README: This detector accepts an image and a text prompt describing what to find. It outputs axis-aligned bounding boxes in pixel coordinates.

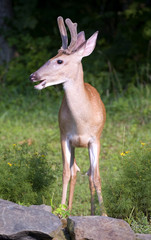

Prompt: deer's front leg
[61,138,79,210]
[61,138,71,206]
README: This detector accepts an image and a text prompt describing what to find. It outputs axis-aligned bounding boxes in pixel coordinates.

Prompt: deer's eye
[57,60,63,64]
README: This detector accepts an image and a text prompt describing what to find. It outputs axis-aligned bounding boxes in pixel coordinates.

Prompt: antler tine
[57,16,68,50]
[65,18,77,54]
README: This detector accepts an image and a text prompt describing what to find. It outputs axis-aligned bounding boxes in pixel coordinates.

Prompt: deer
[30,16,106,215]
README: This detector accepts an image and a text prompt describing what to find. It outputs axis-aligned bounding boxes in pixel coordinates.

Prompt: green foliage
[106,84,151,124]
[96,1,151,93]
[103,144,151,220]
[130,213,151,234]
[53,204,71,219]
[126,209,151,234]
[51,193,70,219]
[0,142,56,205]
[0,88,62,206]
[5,34,51,90]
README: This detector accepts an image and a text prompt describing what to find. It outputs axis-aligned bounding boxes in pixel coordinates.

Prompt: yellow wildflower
[8,162,12,167]
[125,151,130,154]
[120,151,130,156]
[141,142,146,146]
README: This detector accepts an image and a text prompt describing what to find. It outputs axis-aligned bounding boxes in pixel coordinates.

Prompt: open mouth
[30,73,46,90]
[34,79,46,90]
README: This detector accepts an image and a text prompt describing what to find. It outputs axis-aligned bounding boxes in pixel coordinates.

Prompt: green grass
[0,84,151,232]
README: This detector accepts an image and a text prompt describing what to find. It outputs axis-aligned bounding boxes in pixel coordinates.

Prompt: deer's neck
[63,63,90,120]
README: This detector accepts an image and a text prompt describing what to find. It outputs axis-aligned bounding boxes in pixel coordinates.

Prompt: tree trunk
[0,0,14,65]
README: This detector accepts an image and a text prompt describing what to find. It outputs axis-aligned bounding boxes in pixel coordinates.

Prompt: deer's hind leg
[88,141,105,215]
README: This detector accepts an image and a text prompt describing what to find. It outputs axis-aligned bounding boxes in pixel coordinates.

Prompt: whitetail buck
[30,16,106,215]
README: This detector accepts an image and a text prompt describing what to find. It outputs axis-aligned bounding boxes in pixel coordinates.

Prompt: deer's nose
[30,72,39,82]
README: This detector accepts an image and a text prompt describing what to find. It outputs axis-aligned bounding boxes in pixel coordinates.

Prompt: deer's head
[30,17,98,90]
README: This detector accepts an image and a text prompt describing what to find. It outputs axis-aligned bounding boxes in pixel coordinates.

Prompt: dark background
[0,0,151,96]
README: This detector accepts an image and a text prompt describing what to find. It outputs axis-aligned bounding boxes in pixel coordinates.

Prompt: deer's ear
[72,31,85,51]
[77,31,86,48]
[77,31,98,58]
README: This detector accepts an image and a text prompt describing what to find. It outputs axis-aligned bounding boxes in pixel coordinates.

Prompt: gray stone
[136,234,151,240]
[29,204,52,213]
[67,216,136,240]
[0,199,62,240]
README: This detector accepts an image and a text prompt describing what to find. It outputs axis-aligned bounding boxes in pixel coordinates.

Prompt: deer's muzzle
[30,73,39,82]
[30,72,47,90]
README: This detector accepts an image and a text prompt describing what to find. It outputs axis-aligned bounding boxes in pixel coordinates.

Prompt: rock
[136,234,151,240]
[29,204,52,213]
[0,199,62,240]
[67,216,136,240]
[1,199,151,240]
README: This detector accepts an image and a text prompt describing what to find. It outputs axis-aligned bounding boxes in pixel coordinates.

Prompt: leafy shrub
[0,142,56,205]
[128,212,151,234]
[103,143,151,219]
